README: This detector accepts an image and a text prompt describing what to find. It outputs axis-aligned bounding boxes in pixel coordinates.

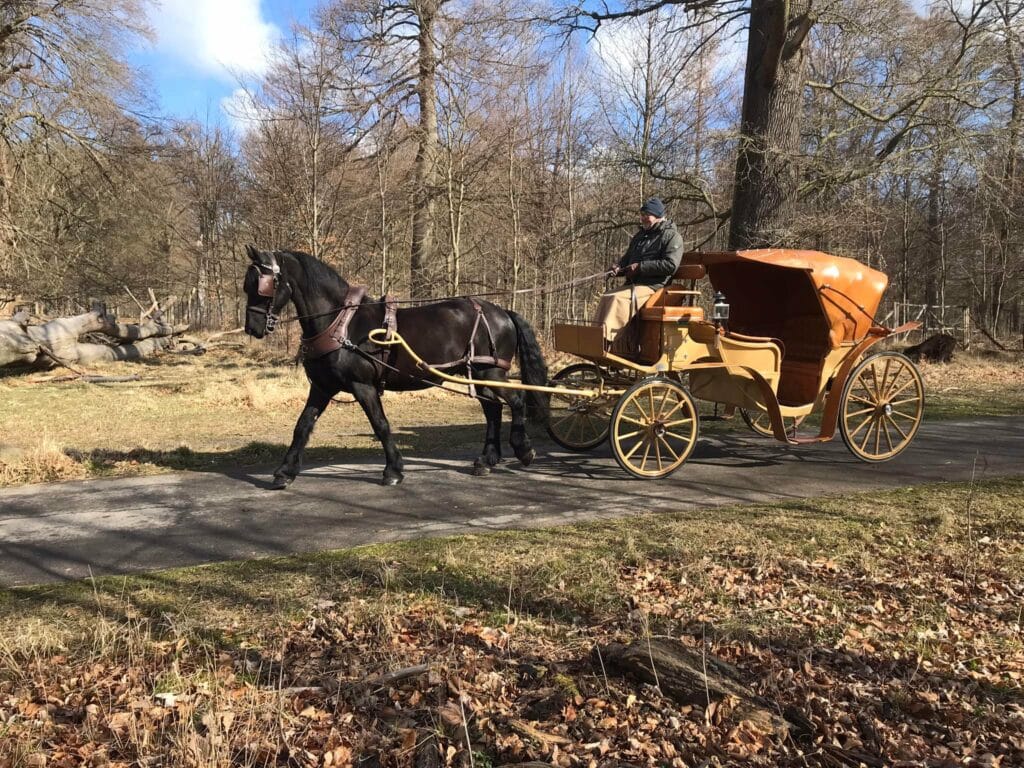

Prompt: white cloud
[221,87,266,136]
[149,0,280,80]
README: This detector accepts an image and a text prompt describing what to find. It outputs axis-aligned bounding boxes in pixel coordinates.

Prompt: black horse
[242,246,549,487]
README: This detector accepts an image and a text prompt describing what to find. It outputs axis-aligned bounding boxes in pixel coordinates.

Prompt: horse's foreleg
[473,389,503,476]
[351,382,404,486]
[273,386,333,489]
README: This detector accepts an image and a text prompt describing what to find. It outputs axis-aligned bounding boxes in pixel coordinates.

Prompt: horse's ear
[245,244,260,262]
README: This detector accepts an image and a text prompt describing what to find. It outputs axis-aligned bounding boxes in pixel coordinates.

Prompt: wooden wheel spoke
[885,377,918,401]
[890,408,920,422]
[552,412,576,431]
[848,410,876,439]
[629,397,650,422]
[567,414,583,443]
[868,365,881,399]
[859,415,879,452]
[882,361,905,399]
[888,396,921,408]
[657,435,681,462]
[663,417,693,428]
[623,434,650,461]
[665,430,693,442]
[847,392,876,406]
[653,437,664,472]
[845,405,875,419]
[658,398,687,423]
[881,418,895,453]
[617,428,644,440]
[582,413,603,440]
[618,414,650,428]
[855,378,876,401]
[885,413,909,440]
[655,388,672,420]
[638,439,653,471]
[874,415,882,455]
[879,357,892,398]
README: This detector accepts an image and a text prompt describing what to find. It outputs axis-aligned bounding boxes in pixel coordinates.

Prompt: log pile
[0,297,188,373]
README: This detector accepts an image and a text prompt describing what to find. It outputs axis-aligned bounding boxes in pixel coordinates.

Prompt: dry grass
[0,342,486,487]
[0,343,1020,487]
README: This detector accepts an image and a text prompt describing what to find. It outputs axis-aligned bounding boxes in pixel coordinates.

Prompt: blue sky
[132,0,317,128]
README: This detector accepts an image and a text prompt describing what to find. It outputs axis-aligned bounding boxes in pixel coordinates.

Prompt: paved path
[1,417,1021,586]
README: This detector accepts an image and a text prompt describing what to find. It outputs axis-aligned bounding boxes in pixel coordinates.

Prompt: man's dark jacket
[617,219,684,289]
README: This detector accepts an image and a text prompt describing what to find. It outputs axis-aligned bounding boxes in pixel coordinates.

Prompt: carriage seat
[640,304,705,323]
[638,262,707,322]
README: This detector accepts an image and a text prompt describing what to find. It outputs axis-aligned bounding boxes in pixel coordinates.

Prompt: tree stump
[594,639,789,738]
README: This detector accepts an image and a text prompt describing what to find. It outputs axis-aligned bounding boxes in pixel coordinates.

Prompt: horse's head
[243,245,293,338]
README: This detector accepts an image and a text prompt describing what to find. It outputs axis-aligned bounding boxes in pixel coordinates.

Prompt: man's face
[640,212,660,230]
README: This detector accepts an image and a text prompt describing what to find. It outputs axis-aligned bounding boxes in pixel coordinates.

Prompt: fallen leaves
[1,486,1022,767]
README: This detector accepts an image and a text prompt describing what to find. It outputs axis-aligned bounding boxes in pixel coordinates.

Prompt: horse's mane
[281,249,349,300]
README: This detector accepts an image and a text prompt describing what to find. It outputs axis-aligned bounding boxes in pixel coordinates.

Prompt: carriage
[544,249,925,478]
[244,245,923,486]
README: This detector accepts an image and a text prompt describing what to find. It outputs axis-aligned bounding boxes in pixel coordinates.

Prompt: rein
[257,269,608,327]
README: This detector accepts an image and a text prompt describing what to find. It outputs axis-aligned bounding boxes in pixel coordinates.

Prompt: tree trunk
[410,0,440,299]
[728,0,813,249]
[0,304,184,370]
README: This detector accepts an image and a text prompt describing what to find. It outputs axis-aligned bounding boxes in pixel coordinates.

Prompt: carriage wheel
[839,352,924,462]
[739,408,806,439]
[547,364,614,451]
[610,378,699,479]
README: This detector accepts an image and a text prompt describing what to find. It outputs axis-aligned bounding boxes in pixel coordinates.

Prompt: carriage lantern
[712,291,730,327]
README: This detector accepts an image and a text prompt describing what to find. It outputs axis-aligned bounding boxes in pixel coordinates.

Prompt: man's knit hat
[640,197,666,218]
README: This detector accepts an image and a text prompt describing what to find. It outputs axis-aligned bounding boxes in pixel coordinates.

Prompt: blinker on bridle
[249,252,282,332]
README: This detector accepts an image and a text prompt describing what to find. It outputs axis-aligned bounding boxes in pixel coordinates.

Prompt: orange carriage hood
[685,249,889,348]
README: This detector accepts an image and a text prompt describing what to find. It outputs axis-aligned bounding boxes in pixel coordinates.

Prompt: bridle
[248,252,283,332]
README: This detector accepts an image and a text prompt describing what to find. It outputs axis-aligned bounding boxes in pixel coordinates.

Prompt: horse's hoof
[519,449,536,467]
[270,474,293,490]
[382,474,403,486]
[472,463,491,477]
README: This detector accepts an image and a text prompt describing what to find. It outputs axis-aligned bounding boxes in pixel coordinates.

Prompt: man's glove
[605,266,621,278]
[622,263,640,277]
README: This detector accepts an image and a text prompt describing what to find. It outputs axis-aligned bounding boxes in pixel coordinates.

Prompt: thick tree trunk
[410,0,440,298]
[0,304,184,370]
[729,0,813,249]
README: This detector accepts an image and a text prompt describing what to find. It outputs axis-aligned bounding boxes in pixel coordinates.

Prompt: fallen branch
[976,324,1009,351]
[507,718,573,746]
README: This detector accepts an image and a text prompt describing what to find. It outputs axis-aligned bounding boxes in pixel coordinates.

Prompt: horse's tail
[507,310,550,425]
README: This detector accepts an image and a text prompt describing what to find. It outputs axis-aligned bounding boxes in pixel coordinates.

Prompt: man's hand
[605,265,621,278]
[622,263,640,277]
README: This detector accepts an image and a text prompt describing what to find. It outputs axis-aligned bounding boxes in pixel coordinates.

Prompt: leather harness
[299,286,367,359]
[300,291,512,395]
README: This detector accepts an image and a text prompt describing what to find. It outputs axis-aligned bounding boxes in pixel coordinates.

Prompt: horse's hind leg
[273,386,333,489]
[473,388,503,476]
[351,381,404,486]
[500,388,536,467]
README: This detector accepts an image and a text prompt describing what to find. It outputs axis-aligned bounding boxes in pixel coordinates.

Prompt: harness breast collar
[300,285,367,359]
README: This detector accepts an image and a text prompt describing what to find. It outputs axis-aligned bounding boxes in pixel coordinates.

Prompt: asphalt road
[1,416,1021,587]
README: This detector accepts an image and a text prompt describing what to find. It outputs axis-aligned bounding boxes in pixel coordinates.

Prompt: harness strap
[383,295,398,339]
[300,285,367,359]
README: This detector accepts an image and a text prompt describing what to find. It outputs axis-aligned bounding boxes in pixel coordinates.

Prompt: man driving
[595,197,684,355]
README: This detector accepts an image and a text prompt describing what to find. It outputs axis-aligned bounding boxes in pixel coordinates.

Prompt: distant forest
[1,0,1020,338]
